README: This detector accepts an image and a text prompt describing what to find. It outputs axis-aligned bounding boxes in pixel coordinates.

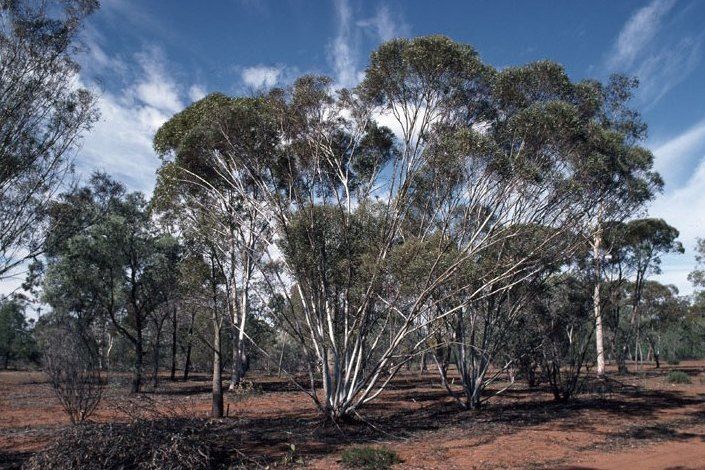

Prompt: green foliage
[666,371,691,384]
[660,315,705,362]
[0,298,37,368]
[341,447,401,470]
[689,238,705,295]
[40,173,183,391]
[280,443,304,466]
[278,203,385,304]
[520,273,595,402]
[361,35,491,114]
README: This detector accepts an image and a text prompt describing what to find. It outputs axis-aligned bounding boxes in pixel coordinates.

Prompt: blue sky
[60,0,705,295]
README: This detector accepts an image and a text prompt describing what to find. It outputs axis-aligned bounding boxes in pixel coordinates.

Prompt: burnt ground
[1,362,705,469]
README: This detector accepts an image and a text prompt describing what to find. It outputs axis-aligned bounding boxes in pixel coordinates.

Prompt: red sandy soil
[1,362,705,469]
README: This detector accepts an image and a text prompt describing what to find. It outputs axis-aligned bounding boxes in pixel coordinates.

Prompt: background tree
[581,75,663,377]
[689,238,705,307]
[41,175,181,393]
[638,281,688,367]
[601,218,682,372]
[0,296,37,368]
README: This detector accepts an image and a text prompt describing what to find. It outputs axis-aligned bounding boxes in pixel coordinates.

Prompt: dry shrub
[228,380,260,401]
[109,393,195,421]
[42,326,103,424]
[24,419,212,470]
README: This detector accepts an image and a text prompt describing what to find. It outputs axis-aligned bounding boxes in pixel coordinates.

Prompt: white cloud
[330,0,359,88]
[357,4,410,43]
[650,158,705,252]
[241,65,282,89]
[652,262,693,296]
[79,90,163,193]
[75,45,202,193]
[607,0,675,69]
[188,84,207,102]
[652,118,705,183]
[133,49,184,114]
[605,0,703,106]
[328,1,410,89]
[648,119,705,296]
[633,35,702,106]
[0,276,25,298]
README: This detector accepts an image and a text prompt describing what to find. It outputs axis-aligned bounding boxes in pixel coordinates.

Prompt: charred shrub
[24,419,213,470]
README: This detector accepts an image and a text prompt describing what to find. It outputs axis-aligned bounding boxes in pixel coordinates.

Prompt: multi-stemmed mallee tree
[415,61,663,409]
[154,36,646,421]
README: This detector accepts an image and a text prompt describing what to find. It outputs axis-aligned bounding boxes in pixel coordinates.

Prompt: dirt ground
[1,362,705,469]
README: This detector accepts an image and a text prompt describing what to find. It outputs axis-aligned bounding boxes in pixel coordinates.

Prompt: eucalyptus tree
[689,238,705,307]
[534,273,595,402]
[401,58,609,409]
[199,37,615,421]
[154,95,274,393]
[638,281,686,368]
[175,253,213,382]
[41,173,126,367]
[0,0,99,279]
[427,226,576,409]
[152,36,662,421]
[578,76,663,376]
[601,218,682,372]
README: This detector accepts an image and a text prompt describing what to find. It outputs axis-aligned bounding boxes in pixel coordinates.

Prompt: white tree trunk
[593,221,605,377]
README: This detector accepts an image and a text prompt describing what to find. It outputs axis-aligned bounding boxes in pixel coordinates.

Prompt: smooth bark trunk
[593,221,606,377]
[211,256,223,418]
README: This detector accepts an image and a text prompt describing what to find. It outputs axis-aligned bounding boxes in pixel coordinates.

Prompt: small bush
[341,446,401,469]
[667,370,691,384]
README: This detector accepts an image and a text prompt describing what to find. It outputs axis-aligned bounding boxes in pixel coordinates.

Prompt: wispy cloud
[652,118,705,183]
[330,0,360,88]
[607,0,674,69]
[633,36,702,105]
[606,0,703,105]
[650,159,705,247]
[648,119,705,295]
[188,84,207,102]
[328,0,410,88]
[134,48,184,115]
[357,4,410,43]
[241,65,282,89]
[610,2,705,294]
